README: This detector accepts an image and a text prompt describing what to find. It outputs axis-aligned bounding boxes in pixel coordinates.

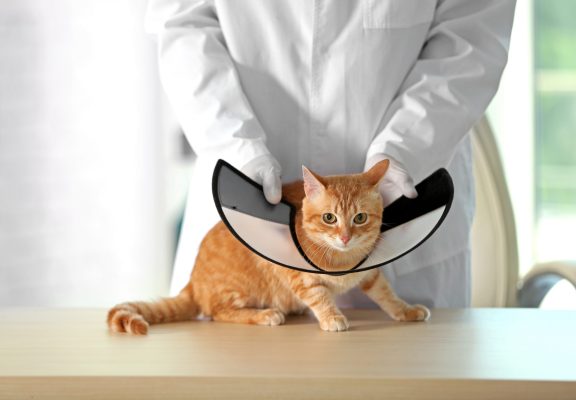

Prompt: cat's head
[300,160,389,270]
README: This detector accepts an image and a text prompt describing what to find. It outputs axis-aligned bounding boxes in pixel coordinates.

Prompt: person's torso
[187,0,472,279]
[215,0,437,180]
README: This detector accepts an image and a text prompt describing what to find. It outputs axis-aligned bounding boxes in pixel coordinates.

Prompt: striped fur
[107,288,197,335]
[107,161,429,334]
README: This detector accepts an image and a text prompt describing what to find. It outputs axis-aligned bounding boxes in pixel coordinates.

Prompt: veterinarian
[146,0,516,308]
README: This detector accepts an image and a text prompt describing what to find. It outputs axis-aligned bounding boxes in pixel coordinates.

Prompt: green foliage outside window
[534,0,576,214]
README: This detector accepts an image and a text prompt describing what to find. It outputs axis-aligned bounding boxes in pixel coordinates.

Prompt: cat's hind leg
[212,308,286,326]
[209,290,286,326]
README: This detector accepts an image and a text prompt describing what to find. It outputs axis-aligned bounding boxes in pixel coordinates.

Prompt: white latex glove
[365,154,418,207]
[241,154,282,204]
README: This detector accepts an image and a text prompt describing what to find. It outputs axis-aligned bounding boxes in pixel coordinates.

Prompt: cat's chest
[315,272,369,294]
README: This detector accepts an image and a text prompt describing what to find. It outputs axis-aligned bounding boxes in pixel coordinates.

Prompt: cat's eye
[322,213,337,224]
[353,213,368,225]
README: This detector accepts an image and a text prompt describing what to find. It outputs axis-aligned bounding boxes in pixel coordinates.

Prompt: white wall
[487,0,535,276]
[0,0,173,306]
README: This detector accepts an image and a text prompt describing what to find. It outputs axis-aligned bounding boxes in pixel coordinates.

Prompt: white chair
[470,117,576,307]
[517,261,576,307]
[470,116,519,307]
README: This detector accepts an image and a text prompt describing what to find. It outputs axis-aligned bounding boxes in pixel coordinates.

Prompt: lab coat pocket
[363,0,436,29]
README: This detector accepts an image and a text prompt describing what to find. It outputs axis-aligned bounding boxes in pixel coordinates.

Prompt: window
[489,0,576,308]
[534,0,576,262]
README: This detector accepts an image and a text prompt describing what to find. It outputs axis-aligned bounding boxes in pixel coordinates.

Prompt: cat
[107,160,430,335]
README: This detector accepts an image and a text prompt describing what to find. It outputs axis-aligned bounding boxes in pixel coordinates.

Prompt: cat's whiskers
[301,237,331,266]
[312,244,327,265]
[322,244,334,266]
[307,243,327,264]
[317,242,334,266]
[306,239,345,270]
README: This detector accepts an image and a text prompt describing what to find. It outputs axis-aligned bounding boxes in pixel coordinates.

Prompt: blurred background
[0,0,575,308]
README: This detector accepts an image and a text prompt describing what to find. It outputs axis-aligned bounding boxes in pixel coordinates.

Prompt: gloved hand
[241,154,282,204]
[365,154,418,207]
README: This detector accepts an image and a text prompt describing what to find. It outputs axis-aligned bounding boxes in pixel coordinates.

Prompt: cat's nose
[340,235,350,245]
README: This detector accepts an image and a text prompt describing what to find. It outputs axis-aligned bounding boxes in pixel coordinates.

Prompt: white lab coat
[146,0,515,306]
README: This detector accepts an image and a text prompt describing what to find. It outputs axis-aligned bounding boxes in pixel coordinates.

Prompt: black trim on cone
[212,159,453,276]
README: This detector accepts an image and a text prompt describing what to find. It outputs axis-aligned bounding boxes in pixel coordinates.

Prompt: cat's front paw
[319,314,349,332]
[394,304,430,322]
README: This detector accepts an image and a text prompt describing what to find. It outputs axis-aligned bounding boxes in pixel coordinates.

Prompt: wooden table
[0,308,575,399]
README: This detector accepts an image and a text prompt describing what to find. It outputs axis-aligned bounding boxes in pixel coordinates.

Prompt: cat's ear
[302,166,326,199]
[364,159,390,186]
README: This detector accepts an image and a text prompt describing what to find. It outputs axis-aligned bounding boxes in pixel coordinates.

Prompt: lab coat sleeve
[366,0,516,184]
[145,0,271,167]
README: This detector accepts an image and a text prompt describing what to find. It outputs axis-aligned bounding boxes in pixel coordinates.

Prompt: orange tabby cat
[108,160,430,334]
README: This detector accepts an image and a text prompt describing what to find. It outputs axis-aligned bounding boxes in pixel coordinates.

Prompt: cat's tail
[107,283,199,335]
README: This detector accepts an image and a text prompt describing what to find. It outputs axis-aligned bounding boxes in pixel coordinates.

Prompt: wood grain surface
[1,308,575,399]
